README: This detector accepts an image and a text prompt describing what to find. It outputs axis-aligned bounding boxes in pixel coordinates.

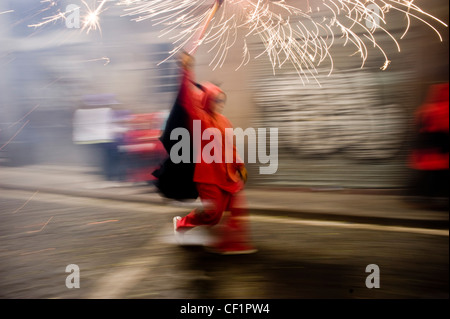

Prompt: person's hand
[179,51,194,71]
[238,166,248,184]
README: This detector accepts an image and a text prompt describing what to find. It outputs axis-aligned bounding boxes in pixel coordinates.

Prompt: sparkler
[30,1,447,79]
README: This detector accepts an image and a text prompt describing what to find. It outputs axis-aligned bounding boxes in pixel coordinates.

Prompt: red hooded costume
[179,69,245,194]
[175,69,253,250]
[410,83,449,171]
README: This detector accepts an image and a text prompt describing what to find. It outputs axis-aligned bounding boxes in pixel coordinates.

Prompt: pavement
[0,164,448,230]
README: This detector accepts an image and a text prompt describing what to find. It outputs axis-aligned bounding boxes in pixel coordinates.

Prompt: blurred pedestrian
[409,83,449,208]
[72,94,120,182]
[111,109,132,182]
[170,52,256,255]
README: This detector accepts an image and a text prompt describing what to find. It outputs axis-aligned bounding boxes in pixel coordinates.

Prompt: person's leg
[208,191,257,254]
[176,183,227,230]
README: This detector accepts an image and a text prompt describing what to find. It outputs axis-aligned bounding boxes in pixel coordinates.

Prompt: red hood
[198,82,224,114]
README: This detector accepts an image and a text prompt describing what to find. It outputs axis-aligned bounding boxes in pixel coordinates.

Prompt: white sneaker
[173,216,183,244]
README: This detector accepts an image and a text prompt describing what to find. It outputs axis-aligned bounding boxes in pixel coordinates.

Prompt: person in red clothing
[409,83,449,206]
[172,52,256,255]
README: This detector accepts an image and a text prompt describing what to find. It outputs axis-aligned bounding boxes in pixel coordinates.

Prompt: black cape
[152,84,200,201]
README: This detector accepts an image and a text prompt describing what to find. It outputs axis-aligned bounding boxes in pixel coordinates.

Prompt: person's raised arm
[178,52,205,121]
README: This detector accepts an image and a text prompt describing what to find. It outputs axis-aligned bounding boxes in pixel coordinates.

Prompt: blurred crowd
[72,94,169,184]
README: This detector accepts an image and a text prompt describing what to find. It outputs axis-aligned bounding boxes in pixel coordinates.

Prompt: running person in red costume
[173,52,256,255]
[409,83,449,204]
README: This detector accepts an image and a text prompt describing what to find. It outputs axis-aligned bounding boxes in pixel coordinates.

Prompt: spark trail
[29,1,448,80]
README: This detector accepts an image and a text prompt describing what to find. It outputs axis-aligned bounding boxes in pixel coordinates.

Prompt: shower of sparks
[118,0,447,81]
[28,0,108,34]
[28,0,73,28]
[30,0,448,80]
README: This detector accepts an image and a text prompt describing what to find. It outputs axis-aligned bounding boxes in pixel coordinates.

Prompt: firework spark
[0,120,30,151]
[28,0,108,34]
[84,56,111,65]
[12,191,40,215]
[0,10,14,15]
[119,0,447,80]
[30,1,448,79]
[81,0,108,34]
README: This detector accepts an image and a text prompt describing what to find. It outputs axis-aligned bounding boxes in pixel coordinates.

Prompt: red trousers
[177,183,251,245]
